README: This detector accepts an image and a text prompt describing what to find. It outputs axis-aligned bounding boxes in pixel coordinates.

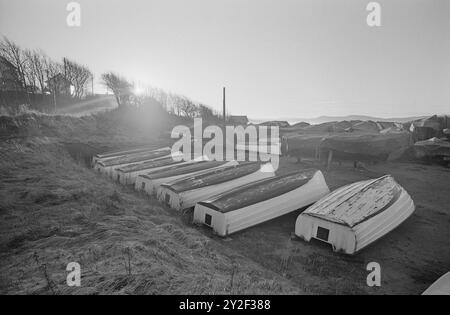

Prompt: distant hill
[250,115,428,125]
[304,115,428,124]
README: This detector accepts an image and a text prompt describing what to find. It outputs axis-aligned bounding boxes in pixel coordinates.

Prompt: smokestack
[223,87,226,125]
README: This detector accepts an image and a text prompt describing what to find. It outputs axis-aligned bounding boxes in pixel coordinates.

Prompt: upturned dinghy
[135,160,237,195]
[235,139,281,155]
[109,151,181,181]
[92,145,165,166]
[94,148,171,177]
[295,175,415,254]
[422,272,450,295]
[115,152,185,185]
[193,169,329,236]
[158,162,275,211]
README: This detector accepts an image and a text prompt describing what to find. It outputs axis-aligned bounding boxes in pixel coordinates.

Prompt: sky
[0,0,449,119]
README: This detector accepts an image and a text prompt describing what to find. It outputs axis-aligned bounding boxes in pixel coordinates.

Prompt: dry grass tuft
[0,137,300,295]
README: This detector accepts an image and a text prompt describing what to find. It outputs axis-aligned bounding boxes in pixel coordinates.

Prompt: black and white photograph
[0,0,449,299]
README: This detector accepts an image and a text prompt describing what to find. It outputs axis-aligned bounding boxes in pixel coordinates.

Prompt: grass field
[0,138,302,294]
[1,114,449,295]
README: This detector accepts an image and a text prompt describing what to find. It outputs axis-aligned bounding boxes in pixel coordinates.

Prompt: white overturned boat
[158,162,275,211]
[422,272,450,295]
[94,147,171,177]
[92,145,164,166]
[295,175,415,255]
[235,139,281,155]
[193,169,329,236]
[116,153,186,185]
[135,160,237,195]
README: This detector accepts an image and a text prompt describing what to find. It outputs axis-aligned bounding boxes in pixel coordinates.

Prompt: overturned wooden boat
[94,146,170,165]
[413,137,450,165]
[158,162,275,211]
[94,147,171,177]
[422,272,450,295]
[116,153,185,185]
[92,145,165,166]
[193,169,330,236]
[295,175,415,255]
[235,139,281,155]
[319,133,413,163]
[135,160,237,195]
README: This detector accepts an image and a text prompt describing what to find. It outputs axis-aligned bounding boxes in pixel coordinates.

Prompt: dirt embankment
[0,112,149,145]
[0,115,300,295]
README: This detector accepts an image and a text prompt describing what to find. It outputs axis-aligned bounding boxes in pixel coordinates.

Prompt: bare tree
[22,51,38,94]
[198,104,218,121]
[63,58,92,98]
[101,72,132,108]
[42,58,63,112]
[179,98,198,118]
[0,37,27,91]
[0,55,22,91]
[24,49,48,93]
[173,95,183,116]
[43,58,63,93]
[44,58,62,79]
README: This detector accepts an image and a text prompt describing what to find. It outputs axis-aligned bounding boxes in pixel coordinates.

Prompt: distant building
[46,73,72,95]
[0,56,22,91]
[229,115,249,125]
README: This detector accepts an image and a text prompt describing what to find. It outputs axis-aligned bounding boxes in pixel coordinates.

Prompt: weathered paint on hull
[135,161,238,195]
[158,169,274,211]
[295,176,415,255]
[92,145,166,166]
[193,170,330,236]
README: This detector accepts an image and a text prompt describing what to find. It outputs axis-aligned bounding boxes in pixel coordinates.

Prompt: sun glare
[134,86,144,95]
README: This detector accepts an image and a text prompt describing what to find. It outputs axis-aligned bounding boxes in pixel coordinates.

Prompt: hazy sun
[134,86,144,95]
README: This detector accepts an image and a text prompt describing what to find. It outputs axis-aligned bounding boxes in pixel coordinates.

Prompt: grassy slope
[0,112,302,295]
[0,138,301,294]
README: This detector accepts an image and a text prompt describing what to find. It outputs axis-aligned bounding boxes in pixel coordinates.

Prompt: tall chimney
[223,87,226,124]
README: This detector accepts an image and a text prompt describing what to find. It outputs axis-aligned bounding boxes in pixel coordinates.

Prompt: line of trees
[0,36,93,108]
[1,36,222,121]
[101,72,221,121]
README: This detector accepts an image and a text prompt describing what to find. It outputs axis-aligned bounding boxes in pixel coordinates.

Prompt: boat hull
[422,272,450,295]
[158,168,274,211]
[92,145,167,166]
[295,176,415,254]
[194,170,330,236]
[135,161,238,195]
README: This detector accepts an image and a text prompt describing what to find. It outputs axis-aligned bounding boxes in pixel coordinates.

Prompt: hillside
[250,115,428,125]
[1,112,449,295]
[0,113,301,295]
[305,115,428,124]
[55,95,117,117]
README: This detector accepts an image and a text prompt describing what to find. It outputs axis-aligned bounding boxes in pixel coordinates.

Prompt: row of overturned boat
[92,145,416,255]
